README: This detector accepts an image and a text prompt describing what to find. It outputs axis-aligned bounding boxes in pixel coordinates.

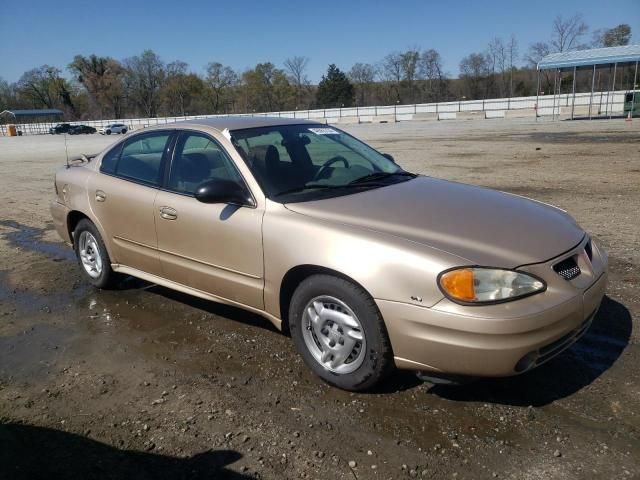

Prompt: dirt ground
[0,118,638,480]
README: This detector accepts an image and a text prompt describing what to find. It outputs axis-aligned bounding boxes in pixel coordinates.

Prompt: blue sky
[1,0,638,83]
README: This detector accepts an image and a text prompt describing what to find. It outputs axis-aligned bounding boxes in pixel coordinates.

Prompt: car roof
[149,116,320,133]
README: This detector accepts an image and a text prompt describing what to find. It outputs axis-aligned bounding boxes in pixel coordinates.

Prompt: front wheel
[289,274,394,391]
[73,219,117,289]
[105,130,111,135]
[121,129,127,134]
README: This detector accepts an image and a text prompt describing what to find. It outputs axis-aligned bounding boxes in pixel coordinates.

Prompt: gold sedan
[51,118,607,391]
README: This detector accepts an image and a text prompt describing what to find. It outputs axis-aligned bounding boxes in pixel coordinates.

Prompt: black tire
[73,219,117,289]
[121,129,127,134]
[106,130,111,135]
[289,274,394,391]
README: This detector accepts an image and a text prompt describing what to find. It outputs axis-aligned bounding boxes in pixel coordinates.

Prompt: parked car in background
[98,123,128,135]
[49,123,72,134]
[50,117,607,391]
[69,125,97,135]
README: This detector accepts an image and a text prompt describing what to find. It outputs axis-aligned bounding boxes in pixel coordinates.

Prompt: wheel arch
[66,210,114,262]
[279,264,372,335]
[67,210,91,247]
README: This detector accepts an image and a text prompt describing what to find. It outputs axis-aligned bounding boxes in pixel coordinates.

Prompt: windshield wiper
[274,181,388,197]
[348,171,417,185]
[274,184,343,197]
[274,172,417,197]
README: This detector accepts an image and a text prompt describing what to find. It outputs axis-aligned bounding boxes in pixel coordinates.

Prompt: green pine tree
[315,64,355,108]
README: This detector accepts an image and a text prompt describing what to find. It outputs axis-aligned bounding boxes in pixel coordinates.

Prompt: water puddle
[0,323,74,382]
[0,219,74,261]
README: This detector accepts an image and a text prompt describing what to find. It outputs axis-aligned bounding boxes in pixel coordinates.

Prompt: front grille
[553,257,581,280]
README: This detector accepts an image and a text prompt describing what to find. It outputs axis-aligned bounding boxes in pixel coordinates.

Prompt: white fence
[1,90,635,136]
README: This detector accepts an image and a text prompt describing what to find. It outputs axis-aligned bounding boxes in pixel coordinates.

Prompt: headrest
[251,145,280,167]
[179,152,210,182]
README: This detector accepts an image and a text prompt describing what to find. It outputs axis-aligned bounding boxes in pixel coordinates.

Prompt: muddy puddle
[0,219,74,262]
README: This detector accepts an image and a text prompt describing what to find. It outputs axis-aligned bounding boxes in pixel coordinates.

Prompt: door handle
[95,190,106,202]
[159,206,178,220]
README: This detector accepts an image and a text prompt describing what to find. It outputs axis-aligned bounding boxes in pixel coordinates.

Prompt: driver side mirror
[195,180,254,207]
[382,153,395,163]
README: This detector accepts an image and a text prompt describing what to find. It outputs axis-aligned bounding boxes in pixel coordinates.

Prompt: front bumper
[378,238,608,377]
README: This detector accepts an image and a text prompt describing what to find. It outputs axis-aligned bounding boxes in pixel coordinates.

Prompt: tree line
[0,17,632,121]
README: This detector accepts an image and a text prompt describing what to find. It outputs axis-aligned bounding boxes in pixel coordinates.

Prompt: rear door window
[115,132,172,186]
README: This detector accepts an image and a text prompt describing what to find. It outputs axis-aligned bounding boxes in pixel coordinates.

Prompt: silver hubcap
[78,231,103,279]
[301,296,366,374]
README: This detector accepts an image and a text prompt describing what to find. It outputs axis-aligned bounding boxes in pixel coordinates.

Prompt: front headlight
[438,267,546,304]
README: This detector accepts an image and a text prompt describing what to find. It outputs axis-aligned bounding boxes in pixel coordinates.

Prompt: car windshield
[230,124,414,202]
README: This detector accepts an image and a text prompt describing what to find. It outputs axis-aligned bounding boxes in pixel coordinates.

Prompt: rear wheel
[73,219,117,289]
[289,274,394,391]
[121,128,127,134]
[106,130,111,135]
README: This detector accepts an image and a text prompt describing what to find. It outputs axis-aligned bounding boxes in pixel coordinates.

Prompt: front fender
[262,201,469,319]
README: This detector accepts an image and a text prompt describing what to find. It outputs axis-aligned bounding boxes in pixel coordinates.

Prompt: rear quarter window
[100,144,122,174]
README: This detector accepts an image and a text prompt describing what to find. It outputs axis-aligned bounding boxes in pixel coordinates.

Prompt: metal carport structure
[0,109,64,135]
[537,45,640,120]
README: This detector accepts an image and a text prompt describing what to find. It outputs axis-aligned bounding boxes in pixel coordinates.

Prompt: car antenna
[64,132,70,169]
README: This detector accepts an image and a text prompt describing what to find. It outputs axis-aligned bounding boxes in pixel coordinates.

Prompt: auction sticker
[309,128,339,135]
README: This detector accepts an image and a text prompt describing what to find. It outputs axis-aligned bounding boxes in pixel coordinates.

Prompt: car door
[154,130,264,309]
[88,130,174,276]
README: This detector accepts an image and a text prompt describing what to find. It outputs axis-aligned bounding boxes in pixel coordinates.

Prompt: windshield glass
[230,124,412,202]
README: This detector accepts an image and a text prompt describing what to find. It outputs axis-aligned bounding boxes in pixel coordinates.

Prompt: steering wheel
[313,156,350,181]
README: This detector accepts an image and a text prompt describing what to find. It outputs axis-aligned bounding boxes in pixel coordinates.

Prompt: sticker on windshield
[308,127,339,135]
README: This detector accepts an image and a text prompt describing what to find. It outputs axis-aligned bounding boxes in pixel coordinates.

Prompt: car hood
[284,176,584,268]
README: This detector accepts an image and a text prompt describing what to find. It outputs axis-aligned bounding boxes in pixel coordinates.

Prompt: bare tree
[486,36,518,98]
[283,56,310,108]
[488,37,506,97]
[526,14,588,65]
[418,49,447,101]
[283,56,309,86]
[525,41,551,66]
[349,62,376,84]
[205,62,238,113]
[122,50,166,118]
[459,53,491,99]
[348,62,376,106]
[166,60,188,77]
[507,35,518,98]
[377,53,400,103]
[550,14,589,52]
[380,52,403,84]
[526,14,587,96]
[380,49,421,103]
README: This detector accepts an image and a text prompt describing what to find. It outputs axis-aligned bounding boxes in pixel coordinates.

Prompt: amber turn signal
[439,268,476,302]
